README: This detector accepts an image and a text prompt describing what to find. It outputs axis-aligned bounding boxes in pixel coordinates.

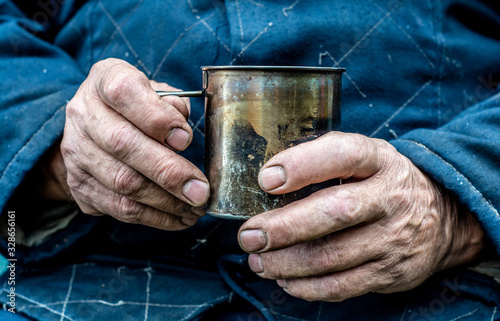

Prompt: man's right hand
[57,58,208,230]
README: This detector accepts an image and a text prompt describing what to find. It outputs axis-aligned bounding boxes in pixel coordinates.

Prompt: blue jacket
[0,0,499,320]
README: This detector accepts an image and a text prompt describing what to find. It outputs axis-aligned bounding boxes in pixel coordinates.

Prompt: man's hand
[238,132,485,301]
[54,58,208,230]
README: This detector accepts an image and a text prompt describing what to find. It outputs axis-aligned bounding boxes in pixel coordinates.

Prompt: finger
[249,223,387,279]
[258,132,389,194]
[239,181,384,253]
[277,262,382,302]
[65,135,201,217]
[76,98,209,207]
[66,163,198,230]
[150,80,191,117]
[90,59,192,151]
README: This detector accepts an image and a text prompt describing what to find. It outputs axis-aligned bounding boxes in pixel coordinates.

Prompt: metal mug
[157,66,345,219]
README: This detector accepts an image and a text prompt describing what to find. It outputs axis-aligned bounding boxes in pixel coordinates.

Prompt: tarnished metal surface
[203,66,344,219]
[157,90,204,97]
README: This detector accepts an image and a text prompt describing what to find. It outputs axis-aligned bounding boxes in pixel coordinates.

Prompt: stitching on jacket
[23,300,212,309]
[0,104,66,184]
[151,17,204,80]
[448,308,479,321]
[369,80,432,138]
[2,290,75,320]
[9,273,230,318]
[369,0,435,70]
[144,262,153,321]
[96,0,146,63]
[179,294,231,321]
[60,265,77,321]
[270,310,311,321]
[318,51,367,98]
[98,0,151,76]
[401,139,500,218]
[490,307,498,321]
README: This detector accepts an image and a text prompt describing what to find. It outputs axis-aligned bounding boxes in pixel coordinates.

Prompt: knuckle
[371,256,407,291]
[115,197,142,224]
[267,214,301,249]
[113,167,144,197]
[66,173,84,191]
[149,106,189,138]
[60,138,76,160]
[91,58,116,74]
[65,164,90,191]
[101,68,149,106]
[341,135,365,169]
[388,265,406,282]
[148,112,169,132]
[393,228,414,250]
[381,254,407,279]
[319,277,345,302]
[65,99,80,119]
[340,134,378,176]
[308,241,341,273]
[103,72,132,104]
[377,137,397,153]
[373,138,400,173]
[106,123,137,158]
[151,159,185,190]
[321,189,358,225]
[165,96,190,119]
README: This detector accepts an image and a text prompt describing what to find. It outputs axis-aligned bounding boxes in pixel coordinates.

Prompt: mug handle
[156,90,204,97]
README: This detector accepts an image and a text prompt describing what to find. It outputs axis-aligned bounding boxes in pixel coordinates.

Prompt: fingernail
[183,179,209,206]
[248,254,264,273]
[277,279,287,288]
[239,229,267,252]
[181,216,198,226]
[166,128,190,151]
[259,166,286,191]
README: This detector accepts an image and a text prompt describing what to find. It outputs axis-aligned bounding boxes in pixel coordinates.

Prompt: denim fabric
[1,0,500,319]
[1,254,499,320]
[0,310,32,320]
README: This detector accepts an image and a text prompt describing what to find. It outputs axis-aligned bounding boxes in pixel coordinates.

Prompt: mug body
[203,66,344,219]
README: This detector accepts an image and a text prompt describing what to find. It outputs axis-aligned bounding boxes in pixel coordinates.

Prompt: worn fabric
[0,0,499,320]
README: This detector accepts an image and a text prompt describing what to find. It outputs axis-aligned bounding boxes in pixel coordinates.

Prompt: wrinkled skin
[238,132,485,302]
[40,59,485,302]
[44,58,209,230]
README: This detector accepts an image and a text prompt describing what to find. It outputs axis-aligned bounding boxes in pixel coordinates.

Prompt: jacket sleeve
[0,0,86,212]
[0,0,98,263]
[391,92,500,254]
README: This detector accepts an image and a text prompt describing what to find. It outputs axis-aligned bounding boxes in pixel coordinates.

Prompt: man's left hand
[238,132,485,302]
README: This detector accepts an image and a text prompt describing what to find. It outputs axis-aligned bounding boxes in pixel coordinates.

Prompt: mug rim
[201,65,346,73]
